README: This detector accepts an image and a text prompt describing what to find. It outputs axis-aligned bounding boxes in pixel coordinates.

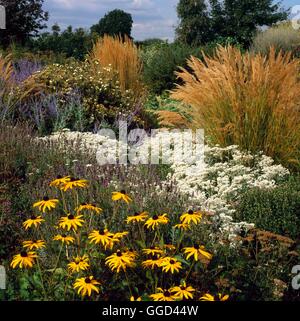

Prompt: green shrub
[235,177,300,239]
[32,60,155,130]
[141,43,204,94]
[251,22,300,57]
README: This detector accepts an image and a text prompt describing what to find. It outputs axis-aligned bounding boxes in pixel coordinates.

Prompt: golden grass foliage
[0,54,44,121]
[89,35,145,102]
[171,46,300,170]
[0,53,14,91]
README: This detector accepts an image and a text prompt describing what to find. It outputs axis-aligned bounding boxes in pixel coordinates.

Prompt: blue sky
[43,0,299,41]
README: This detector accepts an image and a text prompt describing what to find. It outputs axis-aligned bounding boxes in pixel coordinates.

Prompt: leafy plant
[235,176,300,239]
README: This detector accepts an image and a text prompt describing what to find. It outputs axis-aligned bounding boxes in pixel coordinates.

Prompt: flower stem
[36,258,48,300]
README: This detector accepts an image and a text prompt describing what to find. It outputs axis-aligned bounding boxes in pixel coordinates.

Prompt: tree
[91,9,133,39]
[176,0,288,47]
[212,0,289,46]
[0,0,48,47]
[175,0,212,46]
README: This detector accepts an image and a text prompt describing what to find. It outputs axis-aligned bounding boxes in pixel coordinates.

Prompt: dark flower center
[81,203,87,206]
[56,175,62,179]
[153,215,159,220]
[43,196,49,201]
[85,278,92,284]
[120,190,126,194]
[62,234,67,238]
[68,214,75,220]
[134,212,139,216]
[180,286,187,290]
[164,291,171,297]
[194,245,200,250]
[70,177,76,182]
[188,210,194,214]
[20,251,28,257]
[30,215,37,220]
[170,259,175,264]
[99,229,105,235]
[117,251,122,257]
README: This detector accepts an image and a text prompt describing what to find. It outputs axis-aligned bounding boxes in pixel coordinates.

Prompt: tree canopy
[0,0,48,47]
[91,9,133,39]
[176,0,289,47]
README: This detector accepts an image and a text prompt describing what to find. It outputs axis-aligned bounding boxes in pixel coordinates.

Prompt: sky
[43,0,300,41]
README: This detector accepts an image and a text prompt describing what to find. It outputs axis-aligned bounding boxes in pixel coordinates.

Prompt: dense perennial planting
[39,130,290,243]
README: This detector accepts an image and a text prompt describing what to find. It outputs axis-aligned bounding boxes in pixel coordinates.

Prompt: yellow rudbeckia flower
[33,196,59,213]
[58,214,85,231]
[73,276,100,297]
[144,214,169,230]
[183,245,212,262]
[112,190,132,204]
[10,251,37,269]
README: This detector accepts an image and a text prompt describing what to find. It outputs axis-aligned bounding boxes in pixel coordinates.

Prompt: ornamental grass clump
[171,46,300,170]
[89,35,145,102]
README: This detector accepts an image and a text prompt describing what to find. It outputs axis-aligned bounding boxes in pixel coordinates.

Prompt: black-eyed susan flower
[33,196,59,213]
[142,257,163,270]
[159,257,182,274]
[88,229,115,248]
[164,244,176,252]
[50,175,70,188]
[113,231,129,240]
[53,234,75,245]
[183,245,212,262]
[170,282,195,300]
[150,288,177,301]
[126,211,148,224]
[77,203,102,215]
[68,255,89,273]
[22,240,46,250]
[199,293,229,301]
[180,210,202,225]
[142,247,164,256]
[173,222,191,231]
[73,276,100,297]
[124,248,138,260]
[105,250,135,273]
[23,215,45,230]
[61,177,88,192]
[10,251,37,269]
[144,214,169,230]
[130,296,142,301]
[112,190,132,204]
[58,214,84,231]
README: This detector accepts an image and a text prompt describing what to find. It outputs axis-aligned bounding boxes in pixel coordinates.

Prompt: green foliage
[175,0,288,48]
[0,0,48,47]
[141,42,205,94]
[176,0,212,46]
[235,177,300,239]
[91,9,133,39]
[30,25,94,60]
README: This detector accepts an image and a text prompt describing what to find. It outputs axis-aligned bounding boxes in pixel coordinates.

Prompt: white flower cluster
[164,144,289,241]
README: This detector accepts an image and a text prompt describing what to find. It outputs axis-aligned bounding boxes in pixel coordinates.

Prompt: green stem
[36,258,48,300]
[52,243,64,277]
[125,271,133,298]
[185,260,195,283]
